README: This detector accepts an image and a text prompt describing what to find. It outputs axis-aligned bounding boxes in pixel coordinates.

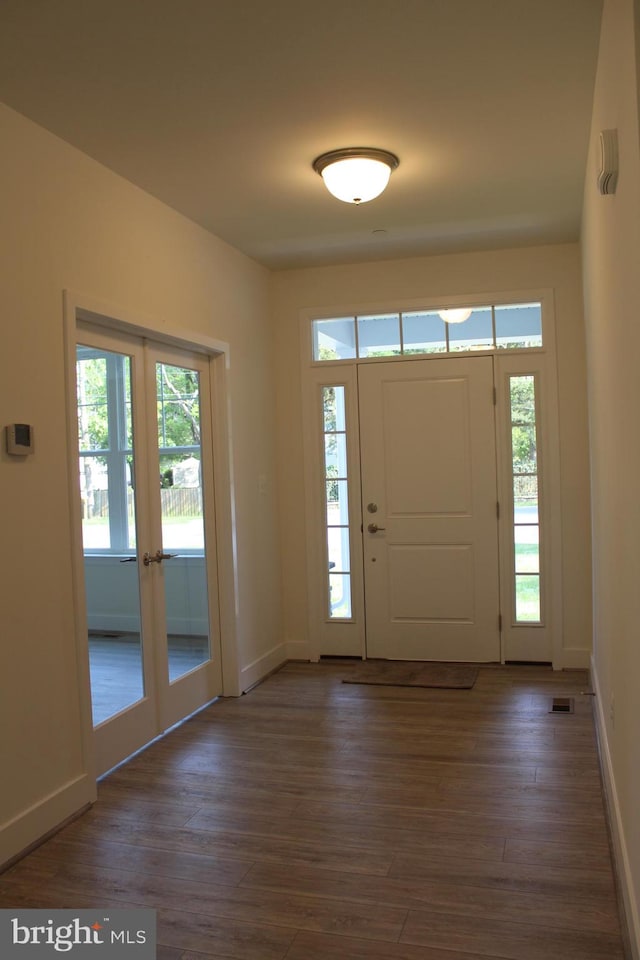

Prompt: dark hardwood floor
[0,662,628,959]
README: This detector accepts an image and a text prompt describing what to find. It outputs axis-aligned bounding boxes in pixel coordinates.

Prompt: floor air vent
[550,697,574,714]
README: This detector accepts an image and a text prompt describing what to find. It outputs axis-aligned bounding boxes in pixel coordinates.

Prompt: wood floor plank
[534,764,603,785]
[156,947,182,960]
[389,850,616,901]
[0,663,625,959]
[436,774,605,805]
[58,807,266,861]
[240,860,621,935]
[185,808,506,863]
[50,807,394,876]
[96,777,303,818]
[503,836,614,872]
[360,781,605,824]
[11,859,408,943]
[10,835,254,886]
[292,797,609,845]
[156,907,296,960]
[285,929,498,960]
[401,909,625,960]
[67,794,204,828]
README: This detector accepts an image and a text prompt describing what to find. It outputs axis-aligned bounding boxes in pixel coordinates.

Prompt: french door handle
[143,550,179,566]
[367,523,386,533]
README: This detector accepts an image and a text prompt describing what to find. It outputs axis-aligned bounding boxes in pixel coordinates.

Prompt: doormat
[342,660,479,689]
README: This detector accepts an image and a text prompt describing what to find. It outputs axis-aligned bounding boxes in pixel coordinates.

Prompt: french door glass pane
[156,362,211,682]
[76,345,146,726]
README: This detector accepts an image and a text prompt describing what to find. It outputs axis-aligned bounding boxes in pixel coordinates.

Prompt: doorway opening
[301,295,561,666]
[65,296,238,777]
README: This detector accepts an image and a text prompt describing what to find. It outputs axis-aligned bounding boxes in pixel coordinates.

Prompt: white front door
[75,324,222,775]
[358,356,500,662]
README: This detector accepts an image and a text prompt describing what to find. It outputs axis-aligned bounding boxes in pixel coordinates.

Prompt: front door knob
[367,523,386,533]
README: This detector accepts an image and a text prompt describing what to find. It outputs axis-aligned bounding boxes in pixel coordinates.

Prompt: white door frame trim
[63,289,241,780]
[299,288,569,668]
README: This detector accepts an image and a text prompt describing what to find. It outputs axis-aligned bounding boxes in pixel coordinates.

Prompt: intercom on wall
[5,424,34,456]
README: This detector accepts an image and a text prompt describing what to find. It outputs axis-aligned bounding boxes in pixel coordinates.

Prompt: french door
[358,356,500,662]
[75,323,222,775]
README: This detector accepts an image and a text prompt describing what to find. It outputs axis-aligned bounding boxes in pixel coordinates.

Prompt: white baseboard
[556,648,591,669]
[0,774,95,870]
[285,639,313,662]
[591,657,640,960]
[239,642,288,693]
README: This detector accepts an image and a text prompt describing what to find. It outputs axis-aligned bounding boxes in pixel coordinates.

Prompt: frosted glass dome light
[313,148,399,204]
[438,308,473,324]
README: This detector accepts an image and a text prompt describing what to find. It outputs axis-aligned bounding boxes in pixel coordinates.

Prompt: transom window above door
[311,302,542,362]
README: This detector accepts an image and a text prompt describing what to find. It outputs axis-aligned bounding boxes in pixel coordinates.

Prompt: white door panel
[384,377,472,515]
[388,544,475,621]
[359,357,500,662]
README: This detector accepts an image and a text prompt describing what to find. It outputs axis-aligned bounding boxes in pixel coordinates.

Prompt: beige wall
[271,243,592,664]
[581,0,640,951]
[0,104,281,864]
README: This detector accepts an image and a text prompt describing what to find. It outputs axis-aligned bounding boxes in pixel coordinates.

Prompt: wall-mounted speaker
[597,129,618,195]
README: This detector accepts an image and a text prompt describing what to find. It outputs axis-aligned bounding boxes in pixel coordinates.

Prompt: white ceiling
[0,0,603,270]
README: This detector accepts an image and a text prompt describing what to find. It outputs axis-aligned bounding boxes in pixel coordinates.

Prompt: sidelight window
[322,385,352,618]
[509,375,542,622]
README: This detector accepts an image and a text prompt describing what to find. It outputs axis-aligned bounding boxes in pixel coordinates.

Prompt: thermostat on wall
[6,423,34,456]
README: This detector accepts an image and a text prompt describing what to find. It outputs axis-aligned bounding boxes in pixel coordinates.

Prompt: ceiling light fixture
[312,147,399,204]
[438,308,473,324]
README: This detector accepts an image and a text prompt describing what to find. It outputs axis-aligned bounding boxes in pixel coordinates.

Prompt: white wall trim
[591,656,640,960]
[240,643,288,693]
[0,775,95,869]
[68,290,231,362]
